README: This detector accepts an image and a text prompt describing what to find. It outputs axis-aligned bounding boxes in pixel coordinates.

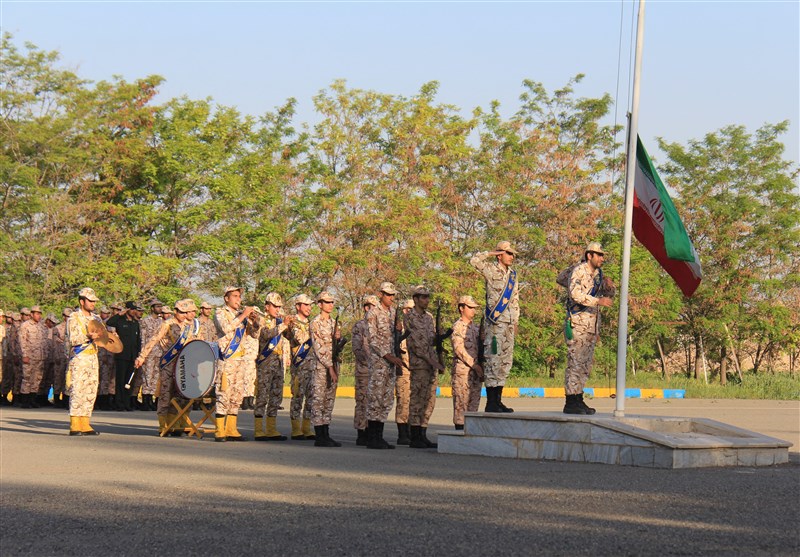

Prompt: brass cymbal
[87,319,124,354]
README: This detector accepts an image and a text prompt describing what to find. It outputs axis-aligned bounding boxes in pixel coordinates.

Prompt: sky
[2,1,799,173]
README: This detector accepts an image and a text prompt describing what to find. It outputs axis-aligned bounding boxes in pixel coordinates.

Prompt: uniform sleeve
[451,320,475,368]
[469,251,493,280]
[138,322,169,361]
[569,266,599,307]
[510,274,521,323]
[67,315,90,348]
[367,309,386,359]
[351,321,368,363]
[311,319,333,368]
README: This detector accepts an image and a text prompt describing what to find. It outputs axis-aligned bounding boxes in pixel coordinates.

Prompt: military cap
[402,299,415,309]
[317,291,335,303]
[174,299,198,313]
[20,307,31,315]
[264,293,283,307]
[45,313,60,324]
[110,302,123,311]
[379,281,398,295]
[495,240,518,255]
[30,305,42,314]
[99,307,111,314]
[11,312,21,321]
[294,294,313,306]
[199,301,213,310]
[362,295,379,307]
[125,301,144,311]
[224,286,243,296]
[585,241,605,255]
[149,298,164,307]
[458,295,479,308]
[62,307,73,317]
[411,285,431,297]
[78,287,100,302]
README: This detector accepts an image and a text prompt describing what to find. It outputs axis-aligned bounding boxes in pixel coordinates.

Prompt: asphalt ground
[1,397,798,556]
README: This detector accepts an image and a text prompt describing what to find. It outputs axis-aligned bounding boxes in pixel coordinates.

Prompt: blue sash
[292,339,312,367]
[70,343,92,360]
[160,319,200,367]
[220,318,247,360]
[257,318,283,365]
[567,268,603,316]
[486,268,516,324]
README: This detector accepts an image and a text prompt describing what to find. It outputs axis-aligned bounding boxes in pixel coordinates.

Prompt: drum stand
[162,396,216,438]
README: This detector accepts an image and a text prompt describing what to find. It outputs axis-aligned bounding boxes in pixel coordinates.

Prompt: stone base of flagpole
[437,412,790,469]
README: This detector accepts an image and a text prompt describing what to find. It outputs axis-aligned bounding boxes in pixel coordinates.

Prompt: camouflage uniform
[255,315,288,419]
[242,333,258,400]
[0,316,6,394]
[66,311,100,417]
[287,315,314,422]
[565,261,615,395]
[451,318,482,426]
[138,313,164,398]
[19,318,49,395]
[366,304,397,422]
[198,315,217,343]
[97,345,116,397]
[309,314,337,426]
[214,305,258,416]
[404,308,439,427]
[394,311,411,425]
[51,320,68,402]
[3,319,21,399]
[351,316,371,430]
[470,251,520,387]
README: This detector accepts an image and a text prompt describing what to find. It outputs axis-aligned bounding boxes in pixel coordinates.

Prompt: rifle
[477,316,486,382]
[434,300,453,373]
[329,308,348,387]
[392,305,410,377]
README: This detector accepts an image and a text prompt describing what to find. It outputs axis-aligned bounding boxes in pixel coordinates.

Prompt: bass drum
[174,340,217,399]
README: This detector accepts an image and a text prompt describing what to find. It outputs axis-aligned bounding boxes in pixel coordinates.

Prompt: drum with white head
[174,340,217,399]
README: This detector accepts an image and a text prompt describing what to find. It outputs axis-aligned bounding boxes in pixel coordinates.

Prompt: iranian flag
[632,136,703,297]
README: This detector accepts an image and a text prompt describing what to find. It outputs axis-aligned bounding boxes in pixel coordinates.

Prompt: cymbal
[87,319,124,354]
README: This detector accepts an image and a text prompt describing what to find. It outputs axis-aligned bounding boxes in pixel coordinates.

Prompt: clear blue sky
[3,1,798,170]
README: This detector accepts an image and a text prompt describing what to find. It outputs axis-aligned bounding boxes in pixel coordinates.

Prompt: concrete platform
[438,411,792,468]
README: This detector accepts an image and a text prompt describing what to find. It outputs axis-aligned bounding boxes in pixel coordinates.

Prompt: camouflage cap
[495,240,518,255]
[379,281,398,295]
[402,299,415,309]
[78,287,100,302]
[362,295,379,307]
[199,301,213,310]
[125,301,144,311]
[110,302,123,311]
[224,286,243,296]
[45,313,60,324]
[174,299,198,313]
[411,285,431,297]
[294,294,313,306]
[586,241,605,255]
[458,295,479,308]
[20,307,31,315]
[99,307,111,314]
[62,308,74,317]
[30,305,42,313]
[317,291,335,303]
[11,312,21,321]
[264,292,283,307]
[149,298,164,307]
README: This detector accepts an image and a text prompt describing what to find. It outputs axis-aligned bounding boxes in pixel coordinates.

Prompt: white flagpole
[614,0,646,418]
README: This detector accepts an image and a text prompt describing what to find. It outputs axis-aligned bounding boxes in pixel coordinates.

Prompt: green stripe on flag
[636,138,695,262]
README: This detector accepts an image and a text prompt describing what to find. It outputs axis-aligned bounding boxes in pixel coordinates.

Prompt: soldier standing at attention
[51,308,71,408]
[352,295,377,446]
[253,292,293,441]
[562,242,615,415]
[0,310,6,405]
[308,291,342,447]
[470,241,520,413]
[285,294,316,441]
[450,296,483,430]
[404,287,444,448]
[365,282,404,450]
[198,301,216,343]
[393,299,414,445]
[19,305,49,408]
[38,313,59,407]
[138,299,165,411]
[65,288,103,436]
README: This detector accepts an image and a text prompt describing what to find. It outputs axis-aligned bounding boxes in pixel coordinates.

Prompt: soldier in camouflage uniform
[253,292,293,441]
[96,307,116,410]
[198,301,217,343]
[470,241,520,413]
[562,242,615,415]
[213,287,258,442]
[52,309,71,408]
[366,282,404,450]
[65,287,103,436]
[19,305,49,408]
[451,296,483,429]
[308,291,343,447]
[393,299,413,445]
[138,299,165,411]
[241,326,258,410]
[13,308,31,399]
[38,313,59,406]
[404,287,444,448]
[352,295,377,446]
[285,294,316,441]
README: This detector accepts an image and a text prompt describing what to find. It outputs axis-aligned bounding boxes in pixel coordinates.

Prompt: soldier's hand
[598,297,613,308]
[241,306,255,319]
[473,363,483,375]
[603,277,614,289]
[328,366,338,384]
[385,355,404,368]
[134,357,144,368]
[88,330,101,340]
[23,356,29,365]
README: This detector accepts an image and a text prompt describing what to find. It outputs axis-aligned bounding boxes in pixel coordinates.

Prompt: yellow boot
[254,415,267,440]
[80,416,99,436]
[157,415,168,436]
[225,414,245,441]
[290,418,303,440]
[69,416,83,436]
[166,413,183,437]
[215,415,227,442]
[302,418,315,440]
[265,416,287,441]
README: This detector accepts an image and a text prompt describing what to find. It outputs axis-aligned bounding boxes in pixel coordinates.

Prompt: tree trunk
[720,345,727,385]
[657,337,668,379]
[694,334,702,380]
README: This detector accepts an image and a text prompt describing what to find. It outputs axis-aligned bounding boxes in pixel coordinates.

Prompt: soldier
[38,313,59,406]
[285,294,316,441]
[308,291,343,447]
[52,308,71,408]
[0,310,5,405]
[470,241,520,413]
[198,301,217,343]
[4,312,22,405]
[135,299,201,435]
[394,298,414,445]
[365,282,404,449]
[404,287,444,448]
[352,295,377,446]
[138,299,165,411]
[96,307,116,411]
[107,301,143,411]
[213,287,258,442]
[65,287,104,436]
[241,324,258,411]
[13,308,31,399]
[110,302,125,317]
[450,296,483,429]
[19,305,49,408]
[561,242,615,414]
[253,292,293,441]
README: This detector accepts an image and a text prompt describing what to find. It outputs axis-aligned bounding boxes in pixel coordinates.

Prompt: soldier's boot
[69,416,84,436]
[214,414,227,442]
[37,394,52,407]
[356,428,368,446]
[409,425,427,448]
[324,425,341,447]
[563,394,587,415]
[455,424,464,430]
[225,414,246,441]
[302,418,315,440]
[577,393,596,415]
[313,425,329,447]
[484,387,501,413]
[0,392,10,406]
[290,419,304,440]
[497,387,514,413]
[254,415,267,440]
[166,412,184,436]
[377,422,395,450]
[62,395,70,410]
[264,416,287,441]
[20,393,33,409]
[367,420,393,449]
[396,423,411,446]
[421,427,438,448]
[79,416,99,436]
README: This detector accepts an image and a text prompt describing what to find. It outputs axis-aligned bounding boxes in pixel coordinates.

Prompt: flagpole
[614,0,646,418]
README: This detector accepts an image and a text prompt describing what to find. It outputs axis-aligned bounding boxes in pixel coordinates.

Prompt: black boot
[62,395,70,410]
[396,423,410,446]
[366,421,381,449]
[455,424,464,430]
[314,425,332,447]
[409,425,427,448]
[20,393,33,409]
[497,386,514,413]
[484,387,501,413]
[0,393,10,406]
[30,393,41,408]
[563,394,587,415]
[324,425,341,447]
[577,393,596,415]
[421,427,438,448]
[378,422,395,449]
[356,428,368,446]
